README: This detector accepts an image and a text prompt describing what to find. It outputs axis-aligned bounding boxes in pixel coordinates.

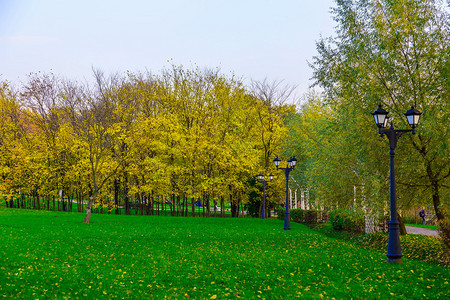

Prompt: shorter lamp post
[273,156,297,230]
[257,173,274,219]
[372,104,421,263]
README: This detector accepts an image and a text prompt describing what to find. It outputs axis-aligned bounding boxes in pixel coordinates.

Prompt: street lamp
[372,104,421,263]
[273,156,297,230]
[257,173,274,219]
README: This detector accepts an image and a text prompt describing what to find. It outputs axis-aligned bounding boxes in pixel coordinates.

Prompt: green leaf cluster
[329,209,366,233]
[289,0,449,220]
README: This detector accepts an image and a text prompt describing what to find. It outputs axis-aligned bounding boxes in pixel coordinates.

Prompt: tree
[62,71,127,223]
[21,73,70,210]
[250,79,297,217]
[311,0,450,219]
[0,81,26,207]
[1,65,295,220]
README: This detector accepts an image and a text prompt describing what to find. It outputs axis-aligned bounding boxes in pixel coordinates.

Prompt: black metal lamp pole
[273,156,297,230]
[372,104,421,263]
[257,173,274,219]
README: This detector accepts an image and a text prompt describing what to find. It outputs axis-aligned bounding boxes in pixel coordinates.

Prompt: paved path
[405,225,439,237]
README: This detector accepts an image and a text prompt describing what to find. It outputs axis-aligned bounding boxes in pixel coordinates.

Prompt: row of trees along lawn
[284,0,449,221]
[0,66,296,223]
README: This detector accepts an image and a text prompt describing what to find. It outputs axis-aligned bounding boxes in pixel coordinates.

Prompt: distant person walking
[419,209,426,225]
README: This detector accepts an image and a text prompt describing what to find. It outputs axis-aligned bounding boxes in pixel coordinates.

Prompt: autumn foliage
[0,67,295,222]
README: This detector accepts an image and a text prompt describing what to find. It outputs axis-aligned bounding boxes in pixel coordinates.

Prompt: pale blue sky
[0,0,336,98]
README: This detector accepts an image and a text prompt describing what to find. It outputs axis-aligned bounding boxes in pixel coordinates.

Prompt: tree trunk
[206,195,211,217]
[124,173,130,215]
[431,181,445,220]
[36,193,41,210]
[150,191,154,216]
[202,196,205,217]
[220,196,225,218]
[157,198,160,216]
[135,195,138,215]
[424,157,446,220]
[77,190,81,212]
[181,196,184,216]
[174,196,178,216]
[83,198,94,224]
[171,194,176,216]
[237,196,241,218]
[397,212,407,236]
[114,178,119,214]
[231,193,238,218]
[63,196,66,212]
[164,200,167,216]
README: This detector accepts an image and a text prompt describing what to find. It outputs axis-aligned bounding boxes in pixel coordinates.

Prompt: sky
[0,0,337,101]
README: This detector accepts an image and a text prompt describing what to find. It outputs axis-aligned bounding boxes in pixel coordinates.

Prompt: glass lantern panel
[291,158,297,167]
[274,157,281,167]
[375,114,387,127]
[406,114,420,126]
[383,116,389,128]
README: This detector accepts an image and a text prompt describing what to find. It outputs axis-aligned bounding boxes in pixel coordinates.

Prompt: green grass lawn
[0,208,448,299]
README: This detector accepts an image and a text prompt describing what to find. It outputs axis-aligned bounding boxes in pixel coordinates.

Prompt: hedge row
[328,209,365,233]
[313,224,449,267]
[326,209,449,265]
[276,207,327,224]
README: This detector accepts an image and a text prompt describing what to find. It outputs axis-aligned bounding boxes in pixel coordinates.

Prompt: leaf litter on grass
[0,208,449,299]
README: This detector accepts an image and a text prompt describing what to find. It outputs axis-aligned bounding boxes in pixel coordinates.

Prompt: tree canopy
[293,0,450,219]
[0,67,295,222]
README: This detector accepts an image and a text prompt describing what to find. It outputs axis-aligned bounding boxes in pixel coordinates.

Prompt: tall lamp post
[273,156,297,230]
[372,104,421,263]
[257,173,274,219]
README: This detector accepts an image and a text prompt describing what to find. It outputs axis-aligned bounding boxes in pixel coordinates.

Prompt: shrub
[328,209,346,231]
[313,223,449,266]
[403,215,420,225]
[277,207,326,224]
[304,210,319,224]
[328,209,365,233]
[290,208,304,223]
[276,207,284,220]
